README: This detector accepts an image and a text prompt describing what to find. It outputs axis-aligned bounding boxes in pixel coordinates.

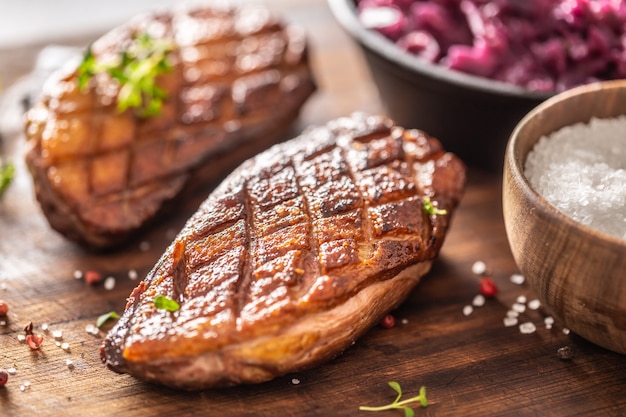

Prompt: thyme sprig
[359,382,428,417]
[77,32,175,118]
[96,311,121,328]
[422,196,447,216]
[154,295,180,312]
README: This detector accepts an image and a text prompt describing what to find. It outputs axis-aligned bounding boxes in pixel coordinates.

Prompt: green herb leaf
[154,295,180,312]
[418,386,428,407]
[76,31,175,118]
[422,197,447,216]
[77,48,97,91]
[0,161,15,198]
[96,311,121,328]
[359,381,428,415]
[388,381,403,403]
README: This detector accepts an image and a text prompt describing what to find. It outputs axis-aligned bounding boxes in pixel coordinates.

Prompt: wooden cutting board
[1,1,626,416]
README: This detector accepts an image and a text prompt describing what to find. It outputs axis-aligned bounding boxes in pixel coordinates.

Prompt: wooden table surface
[1,1,626,416]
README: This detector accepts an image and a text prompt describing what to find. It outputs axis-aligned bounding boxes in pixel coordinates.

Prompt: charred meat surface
[24,3,316,249]
[101,113,466,390]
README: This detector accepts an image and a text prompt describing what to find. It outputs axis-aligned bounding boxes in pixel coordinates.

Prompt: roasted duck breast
[24,3,315,249]
[101,113,466,390]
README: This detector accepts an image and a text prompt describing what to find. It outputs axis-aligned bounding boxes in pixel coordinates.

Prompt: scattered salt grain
[528,299,541,310]
[66,359,75,369]
[17,334,26,342]
[503,317,518,327]
[61,342,70,351]
[506,310,519,318]
[291,378,300,385]
[519,322,537,334]
[463,305,473,316]
[104,276,116,291]
[544,316,555,326]
[73,270,83,280]
[472,261,487,275]
[55,341,61,347]
[510,274,525,285]
[0,320,6,326]
[525,116,626,241]
[7,367,17,375]
[128,269,138,280]
[472,294,486,307]
[516,295,527,304]
[85,324,100,336]
[41,323,49,332]
[52,330,63,340]
[512,303,526,313]
[0,283,6,291]
[401,318,409,325]
[563,328,570,335]
[20,381,31,391]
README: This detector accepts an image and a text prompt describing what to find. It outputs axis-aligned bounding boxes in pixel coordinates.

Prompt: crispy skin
[24,3,316,249]
[101,113,466,390]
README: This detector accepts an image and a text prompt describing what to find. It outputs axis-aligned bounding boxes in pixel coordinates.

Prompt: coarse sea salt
[525,116,626,240]
[462,305,473,316]
[510,274,525,285]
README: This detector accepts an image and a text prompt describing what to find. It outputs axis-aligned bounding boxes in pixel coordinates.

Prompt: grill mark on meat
[235,179,254,330]
[290,159,320,296]
[172,239,188,303]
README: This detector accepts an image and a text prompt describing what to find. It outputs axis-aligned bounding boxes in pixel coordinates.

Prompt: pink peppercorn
[0,369,8,386]
[480,277,498,298]
[26,334,44,350]
[380,314,396,329]
[85,271,102,285]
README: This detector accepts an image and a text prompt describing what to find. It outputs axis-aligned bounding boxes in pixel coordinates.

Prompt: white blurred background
[0,0,181,48]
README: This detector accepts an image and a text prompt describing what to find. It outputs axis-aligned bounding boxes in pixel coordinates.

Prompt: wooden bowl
[503,80,626,354]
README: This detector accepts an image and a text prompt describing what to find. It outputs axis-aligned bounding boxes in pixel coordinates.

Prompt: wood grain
[2,1,626,416]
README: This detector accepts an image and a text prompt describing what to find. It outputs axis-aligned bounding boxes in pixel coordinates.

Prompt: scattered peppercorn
[380,314,396,329]
[0,300,8,316]
[23,322,44,350]
[85,270,102,285]
[0,369,8,386]
[26,334,44,350]
[479,277,498,298]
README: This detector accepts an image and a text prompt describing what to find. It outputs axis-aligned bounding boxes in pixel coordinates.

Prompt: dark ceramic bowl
[327,0,552,171]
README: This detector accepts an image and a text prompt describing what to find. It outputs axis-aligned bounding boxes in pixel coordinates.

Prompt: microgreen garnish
[77,32,175,118]
[359,382,428,417]
[422,197,447,216]
[96,311,121,328]
[154,295,180,312]
[0,161,15,198]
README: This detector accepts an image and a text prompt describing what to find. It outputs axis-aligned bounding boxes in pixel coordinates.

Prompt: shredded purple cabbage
[356,0,626,92]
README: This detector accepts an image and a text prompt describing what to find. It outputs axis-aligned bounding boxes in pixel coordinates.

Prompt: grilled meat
[24,2,315,249]
[101,113,466,390]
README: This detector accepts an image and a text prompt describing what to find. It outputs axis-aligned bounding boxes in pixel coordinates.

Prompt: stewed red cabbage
[356,0,626,92]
